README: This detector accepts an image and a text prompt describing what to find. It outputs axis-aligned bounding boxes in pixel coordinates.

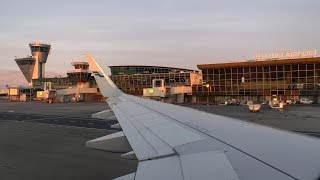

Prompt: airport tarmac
[182,103,320,138]
[0,100,137,180]
[0,100,320,180]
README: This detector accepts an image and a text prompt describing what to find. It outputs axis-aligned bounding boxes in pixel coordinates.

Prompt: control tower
[29,42,51,79]
[15,42,51,86]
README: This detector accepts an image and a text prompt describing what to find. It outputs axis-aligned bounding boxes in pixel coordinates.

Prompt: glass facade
[66,72,92,82]
[110,65,199,95]
[111,72,193,95]
[30,46,50,53]
[32,76,97,89]
[74,64,89,70]
[194,58,320,103]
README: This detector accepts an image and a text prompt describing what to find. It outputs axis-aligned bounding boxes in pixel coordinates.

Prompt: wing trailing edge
[91,109,115,120]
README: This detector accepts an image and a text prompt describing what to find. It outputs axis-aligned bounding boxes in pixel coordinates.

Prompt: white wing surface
[85,55,320,180]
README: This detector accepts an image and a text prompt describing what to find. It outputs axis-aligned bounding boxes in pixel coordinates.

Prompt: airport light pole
[6,85,9,101]
[241,77,245,100]
[205,83,210,105]
[29,88,32,102]
[78,86,80,102]
[29,69,32,102]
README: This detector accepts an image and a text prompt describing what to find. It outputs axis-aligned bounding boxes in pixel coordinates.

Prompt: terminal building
[193,55,320,104]
[110,65,202,103]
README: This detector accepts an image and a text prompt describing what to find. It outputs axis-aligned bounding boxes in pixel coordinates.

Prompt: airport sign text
[254,50,317,61]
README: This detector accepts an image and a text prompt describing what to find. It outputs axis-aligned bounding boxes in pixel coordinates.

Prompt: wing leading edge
[85,55,320,180]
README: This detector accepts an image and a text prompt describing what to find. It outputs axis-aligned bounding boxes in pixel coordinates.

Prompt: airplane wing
[85,55,320,180]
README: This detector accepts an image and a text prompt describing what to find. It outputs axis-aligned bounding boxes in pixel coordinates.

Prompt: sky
[1,0,320,80]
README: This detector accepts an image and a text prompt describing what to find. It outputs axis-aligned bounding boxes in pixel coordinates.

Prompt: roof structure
[198,57,320,69]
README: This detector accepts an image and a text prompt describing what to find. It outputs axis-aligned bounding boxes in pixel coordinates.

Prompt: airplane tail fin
[85,54,123,103]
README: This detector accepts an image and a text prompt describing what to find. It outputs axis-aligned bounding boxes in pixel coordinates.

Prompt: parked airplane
[85,54,320,180]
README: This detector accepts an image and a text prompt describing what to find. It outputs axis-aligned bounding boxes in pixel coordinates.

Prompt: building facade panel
[110,65,198,76]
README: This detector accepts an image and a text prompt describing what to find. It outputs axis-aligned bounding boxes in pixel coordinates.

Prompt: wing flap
[135,156,183,180]
[112,106,161,160]
[113,173,135,180]
[135,151,240,180]
[180,151,239,180]
[122,113,176,156]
